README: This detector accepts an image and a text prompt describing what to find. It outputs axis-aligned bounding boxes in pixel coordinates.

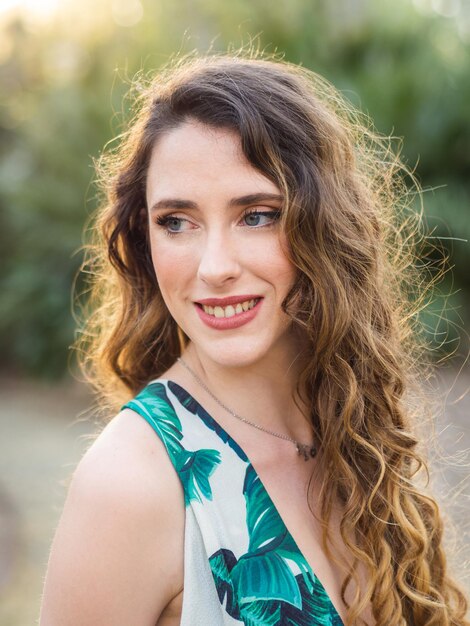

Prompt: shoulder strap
[122,381,222,507]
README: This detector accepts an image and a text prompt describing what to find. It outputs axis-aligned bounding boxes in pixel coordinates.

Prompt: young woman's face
[146,120,298,368]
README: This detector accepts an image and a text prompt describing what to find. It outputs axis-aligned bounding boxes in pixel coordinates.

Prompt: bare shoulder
[39,408,185,626]
[76,407,182,495]
[75,407,184,516]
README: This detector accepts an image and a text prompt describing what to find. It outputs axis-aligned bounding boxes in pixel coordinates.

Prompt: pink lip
[195,294,262,307]
[195,298,263,330]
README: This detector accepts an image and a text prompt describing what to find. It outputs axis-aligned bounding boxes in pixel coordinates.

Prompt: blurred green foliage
[0,0,468,377]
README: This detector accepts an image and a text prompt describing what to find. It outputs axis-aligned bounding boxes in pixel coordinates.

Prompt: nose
[197,229,242,287]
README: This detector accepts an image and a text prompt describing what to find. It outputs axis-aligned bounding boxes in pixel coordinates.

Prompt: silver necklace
[177,356,317,461]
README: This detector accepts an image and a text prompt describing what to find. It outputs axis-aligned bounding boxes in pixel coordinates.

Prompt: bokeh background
[0,0,469,623]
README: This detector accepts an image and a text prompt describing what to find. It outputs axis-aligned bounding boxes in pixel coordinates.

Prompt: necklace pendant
[177,358,320,461]
[296,443,317,461]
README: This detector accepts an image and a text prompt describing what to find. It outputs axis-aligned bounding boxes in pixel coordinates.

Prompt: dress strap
[122,381,222,507]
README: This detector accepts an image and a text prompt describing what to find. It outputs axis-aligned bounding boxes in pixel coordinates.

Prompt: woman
[40,53,469,625]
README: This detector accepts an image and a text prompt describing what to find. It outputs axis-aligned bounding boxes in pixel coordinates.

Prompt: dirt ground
[0,366,469,625]
[0,377,97,625]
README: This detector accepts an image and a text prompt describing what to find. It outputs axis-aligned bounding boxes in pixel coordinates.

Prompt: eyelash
[154,209,282,238]
[154,215,188,238]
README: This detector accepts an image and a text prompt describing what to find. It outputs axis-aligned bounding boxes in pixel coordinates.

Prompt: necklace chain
[177,356,317,461]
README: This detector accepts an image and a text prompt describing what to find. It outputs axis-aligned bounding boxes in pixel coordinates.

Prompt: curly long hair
[75,51,469,625]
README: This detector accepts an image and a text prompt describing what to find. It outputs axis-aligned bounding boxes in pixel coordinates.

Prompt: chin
[192,336,280,370]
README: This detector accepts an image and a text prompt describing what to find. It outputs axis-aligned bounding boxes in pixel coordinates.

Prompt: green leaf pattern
[124,382,221,506]
[123,381,343,625]
[209,465,342,624]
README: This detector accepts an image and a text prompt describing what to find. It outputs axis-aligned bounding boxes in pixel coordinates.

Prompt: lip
[194,298,263,330]
[195,294,263,307]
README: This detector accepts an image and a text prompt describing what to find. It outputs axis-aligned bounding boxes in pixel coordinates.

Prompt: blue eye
[243,210,281,227]
[166,217,184,231]
[155,215,191,236]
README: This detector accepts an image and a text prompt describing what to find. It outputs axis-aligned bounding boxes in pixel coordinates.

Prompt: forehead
[146,121,280,202]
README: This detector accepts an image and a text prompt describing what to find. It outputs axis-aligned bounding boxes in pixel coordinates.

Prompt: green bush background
[0,0,469,378]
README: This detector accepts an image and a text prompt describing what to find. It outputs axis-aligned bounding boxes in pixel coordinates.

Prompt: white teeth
[202,298,259,318]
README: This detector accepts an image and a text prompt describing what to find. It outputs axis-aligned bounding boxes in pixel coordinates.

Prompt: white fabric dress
[123,378,344,626]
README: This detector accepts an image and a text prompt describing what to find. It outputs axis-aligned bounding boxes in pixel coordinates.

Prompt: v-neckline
[153,378,346,625]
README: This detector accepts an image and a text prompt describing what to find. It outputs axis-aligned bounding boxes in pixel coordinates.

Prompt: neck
[180,337,312,442]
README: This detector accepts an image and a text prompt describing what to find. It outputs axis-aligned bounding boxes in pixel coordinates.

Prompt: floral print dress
[122,379,344,626]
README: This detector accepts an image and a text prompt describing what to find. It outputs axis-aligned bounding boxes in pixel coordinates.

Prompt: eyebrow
[149,192,284,213]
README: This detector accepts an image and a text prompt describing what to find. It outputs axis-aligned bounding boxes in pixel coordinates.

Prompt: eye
[154,214,193,236]
[165,217,185,232]
[242,210,281,228]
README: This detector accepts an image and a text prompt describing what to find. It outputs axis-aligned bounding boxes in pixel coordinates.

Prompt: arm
[39,408,185,626]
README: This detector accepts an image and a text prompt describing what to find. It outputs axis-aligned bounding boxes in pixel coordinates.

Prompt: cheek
[252,239,297,293]
[280,231,297,273]
[150,240,193,296]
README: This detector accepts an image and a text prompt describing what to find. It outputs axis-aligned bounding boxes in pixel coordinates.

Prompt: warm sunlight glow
[0,0,22,16]
[111,0,143,27]
[0,0,144,33]
[0,0,60,24]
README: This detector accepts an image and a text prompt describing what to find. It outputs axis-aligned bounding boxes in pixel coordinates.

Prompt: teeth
[202,299,259,318]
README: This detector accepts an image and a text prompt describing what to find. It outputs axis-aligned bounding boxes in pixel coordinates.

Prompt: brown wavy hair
[75,50,469,625]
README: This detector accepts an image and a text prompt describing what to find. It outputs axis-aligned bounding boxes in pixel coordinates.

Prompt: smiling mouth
[197,298,262,318]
